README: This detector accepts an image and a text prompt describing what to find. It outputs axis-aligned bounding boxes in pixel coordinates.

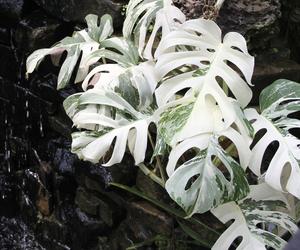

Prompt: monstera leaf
[80,61,157,110]
[245,79,300,199]
[86,37,140,68]
[211,183,298,250]
[63,61,158,166]
[26,14,114,89]
[64,88,155,166]
[165,127,251,216]
[154,19,254,142]
[123,0,185,59]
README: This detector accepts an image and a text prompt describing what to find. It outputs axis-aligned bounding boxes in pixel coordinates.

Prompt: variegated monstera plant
[26,0,300,249]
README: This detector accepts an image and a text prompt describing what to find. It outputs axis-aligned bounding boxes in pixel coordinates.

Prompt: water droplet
[39,114,44,137]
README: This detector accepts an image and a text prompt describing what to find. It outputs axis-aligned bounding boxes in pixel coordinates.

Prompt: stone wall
[0,0,300,249]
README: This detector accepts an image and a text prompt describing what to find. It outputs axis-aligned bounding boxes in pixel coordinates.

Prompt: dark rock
[52,140,76,174]
[251,58,300,104]
[110,201,174,250]
[286,2,300,63]
[173,0,217,20]
[128,201,174,237]
[15,10,61,52]
[0,174,18,217]
[48,109,72,138]
[0,216,44,250]
[75,156,137,190]
[0,44,18,80]
[136,170,171,203]
[217,0,281,51]
[0,27,11,45]
[53,204,109,250]
[0,0,25,25]
[75,187,120,226]
[33,0,126,28]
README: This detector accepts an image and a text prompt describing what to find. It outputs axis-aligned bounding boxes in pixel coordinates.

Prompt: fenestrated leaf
[81,61,157,111]
[66,88,155,166]
[154,19,254,142]
[165,127,251,217]
[245,79,300,199]
[211,183,298,250]
[26,14,114,89]
[123,0,185,59]
[88,37,140,68]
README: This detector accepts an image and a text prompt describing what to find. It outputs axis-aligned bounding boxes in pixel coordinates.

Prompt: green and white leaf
[165,127,251,216]
[158,95,252,147]
[245,79,300,199]
[211,183,298,250]
[26,14,114,89]
[64,88,156,166]
[87,37,140,68]
[123,0,185,59]
[155,19,254,107]
[154,19,254,141]
[81,61,157,111]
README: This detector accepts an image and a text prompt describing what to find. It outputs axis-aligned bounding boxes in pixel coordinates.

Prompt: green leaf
[165,128,250,217]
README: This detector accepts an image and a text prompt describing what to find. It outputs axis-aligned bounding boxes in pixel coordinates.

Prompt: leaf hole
[260,141,279,175]
[230,46,243,53]
[184,174,200,190]
[178,148,199,167]
[229,236,243,250]
[225,60,247,83]
[215,76,234,97]
[250,128,267,150]
[69,50,83,84]
[281,163,292,192]
[218,136,240,164]
[207,48,215,53]
[211,154,231,182]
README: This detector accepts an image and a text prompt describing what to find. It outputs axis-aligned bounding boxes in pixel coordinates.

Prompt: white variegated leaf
[211,183,298,250]
[165,127,251,216]
[88,37,140,68]
[158,96,252,147]
[65,88,155,166]
[26,14,114,89]
[245,79,300,199]
[123,0,185,59]
[154,19,254,141]
[80,61,158,111]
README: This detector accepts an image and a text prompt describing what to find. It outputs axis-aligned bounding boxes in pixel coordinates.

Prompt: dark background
[0,0,300,249]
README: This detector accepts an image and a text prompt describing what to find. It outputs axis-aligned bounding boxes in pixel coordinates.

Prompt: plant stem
[214,0,226,11]
[138,163,165,187]
[148,133,167,183]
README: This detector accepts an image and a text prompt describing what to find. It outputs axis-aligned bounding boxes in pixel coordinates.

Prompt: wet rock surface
[33,0,126,28]
[0,0,300,249]
[0,216,45,250]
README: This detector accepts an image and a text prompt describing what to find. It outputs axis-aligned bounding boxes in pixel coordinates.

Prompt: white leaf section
[67,89,155,166]
[245,108,300,198]
[26,14,113,89]
[155,19,254,107]
[245,79,300,199]
[154,19,254,142]
[165,127,251,216]
[123,0,186,59]
[211,183,298,250]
